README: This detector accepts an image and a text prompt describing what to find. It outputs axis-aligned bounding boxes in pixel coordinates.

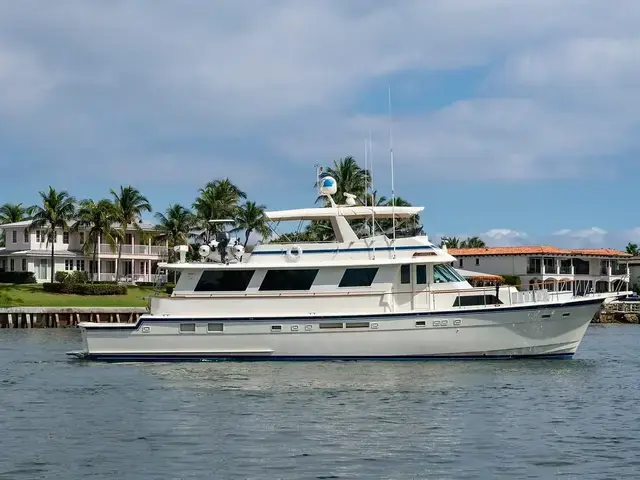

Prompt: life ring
[286,245,303,261]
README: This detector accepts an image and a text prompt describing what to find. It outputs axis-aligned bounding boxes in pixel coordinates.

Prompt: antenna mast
[388,86,396,257]
[369,130,375,259]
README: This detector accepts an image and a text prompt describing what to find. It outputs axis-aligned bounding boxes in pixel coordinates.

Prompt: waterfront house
[448,246,631,294]
[628,256,640,290]
[0,220,168,283]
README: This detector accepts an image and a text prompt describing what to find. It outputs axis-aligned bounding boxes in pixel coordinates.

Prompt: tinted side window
[453,295,502,307]
[259,269,319,291]
[194,270,255,292]
[416,265,427,284]
[339,268,378,287]
[400,264,410,284]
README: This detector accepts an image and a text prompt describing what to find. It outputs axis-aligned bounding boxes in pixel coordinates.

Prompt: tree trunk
[92,241,98,284]
[244,230,250,248]
[50,231,55,284]
[115,225,123,283]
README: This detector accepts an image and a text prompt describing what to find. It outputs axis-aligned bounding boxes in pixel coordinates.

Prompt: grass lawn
[0,283,158,308]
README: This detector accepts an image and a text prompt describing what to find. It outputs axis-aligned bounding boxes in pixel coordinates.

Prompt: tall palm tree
[193,179,246,243]
[461,236,486,248]
[72,199,119,283]
[439,236,461,249]
[155,204,195,280]
[29,188,76,283]
[0,203,30,247]
[626,243,639,256]
[110,186,152,282]
[317,157,370,206]
[232,201,270,248]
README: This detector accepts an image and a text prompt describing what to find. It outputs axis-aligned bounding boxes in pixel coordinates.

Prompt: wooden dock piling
[0,307,147,328]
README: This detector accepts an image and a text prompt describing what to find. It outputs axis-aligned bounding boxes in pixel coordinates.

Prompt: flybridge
[265,205,423,222]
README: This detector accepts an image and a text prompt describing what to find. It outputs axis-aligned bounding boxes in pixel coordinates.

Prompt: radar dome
[319,176,337,196]
[199,245,211,258]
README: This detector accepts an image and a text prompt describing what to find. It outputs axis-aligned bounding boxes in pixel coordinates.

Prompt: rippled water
[1,326,639,479]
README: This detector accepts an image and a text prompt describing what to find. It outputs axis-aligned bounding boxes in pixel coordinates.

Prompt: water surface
[1,326,639,479]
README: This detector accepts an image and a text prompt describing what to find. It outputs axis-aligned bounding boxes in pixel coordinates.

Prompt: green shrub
[70,270,89,284]
[55,271,70,283]
[165,283,175,295]
[135,282,155,287]
[501,275,521,287]
[43,283,127,295]
[0,271,37,284]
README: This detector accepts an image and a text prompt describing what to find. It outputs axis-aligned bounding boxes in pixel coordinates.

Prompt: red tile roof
[447,246,631,257]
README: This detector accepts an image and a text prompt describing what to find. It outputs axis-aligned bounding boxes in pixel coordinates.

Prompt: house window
[10,259,15,271]
[459,258,463,268]
[12,230,16,243]
[79,232,85,244]
[259,269,319,291]
[36,230,41,243]
[400,264,410,284]
[21,258,27,271]
[338,268,378,287]
[126,233,133,244]
[195,270,255,292]
[23,230,29,243]
[76,260,85,271]
[475,258,479,266]
[63,231,69,244]
[416,265,427,285]
[65,260,74,271]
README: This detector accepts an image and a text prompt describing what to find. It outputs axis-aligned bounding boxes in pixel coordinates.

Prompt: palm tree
[439,236,461,249]
[72,199,119,283]
[626,243,639,256]
[193,179,246,243]
[461,236,486,248]
[232,201,270,248]
[154,204,195,281]
[317,157,370,206]
[110,186,152,282]
[0,203,30,247]
[29,188,76,283]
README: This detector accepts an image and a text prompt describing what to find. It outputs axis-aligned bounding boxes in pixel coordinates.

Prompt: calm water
[1,327,639,480]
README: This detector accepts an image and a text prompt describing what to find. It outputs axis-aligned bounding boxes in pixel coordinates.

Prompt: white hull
[72,296,609,361]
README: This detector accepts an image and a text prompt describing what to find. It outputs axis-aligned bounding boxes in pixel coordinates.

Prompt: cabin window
[319,322,344,329]
[400,264,410,284]
[433,264,465,283]
[453,295,502,307]
[271,325,282,332]
[207,323,224,332]
[179,323,196,333]
[194,270,255,292]
[339,267,378,287]
[345,322,369,328]
[259,269,318,291]
[416,265,427,285]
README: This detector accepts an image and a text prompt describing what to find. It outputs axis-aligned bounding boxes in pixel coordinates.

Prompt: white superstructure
[71,177,628,361]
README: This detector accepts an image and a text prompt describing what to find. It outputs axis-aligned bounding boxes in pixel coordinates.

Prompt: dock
[595,300,640,324]
[0,307,146,328]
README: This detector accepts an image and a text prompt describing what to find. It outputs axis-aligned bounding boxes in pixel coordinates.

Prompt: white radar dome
[232,244,245,257]
[319,176,338,196]
[199,245,211,257]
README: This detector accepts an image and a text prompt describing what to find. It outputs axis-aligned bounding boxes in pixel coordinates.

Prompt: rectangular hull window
[195,270,255,292]
[319,322,344,329]
[345,322,369,328]
[207,323,224,332]
[259,269,319,291]
[179,323,196,333]
[339,268,378,287]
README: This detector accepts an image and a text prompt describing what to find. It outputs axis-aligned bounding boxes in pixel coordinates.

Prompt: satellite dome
[319,176,337,196]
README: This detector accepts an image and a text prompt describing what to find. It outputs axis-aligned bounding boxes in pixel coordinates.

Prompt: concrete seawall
[0,307,147,328]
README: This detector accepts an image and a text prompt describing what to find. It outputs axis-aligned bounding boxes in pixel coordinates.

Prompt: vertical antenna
[388,85,396,257]
[370,129,375,259]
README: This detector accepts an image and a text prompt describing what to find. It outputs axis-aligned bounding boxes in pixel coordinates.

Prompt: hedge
[165,284,175,295]
[43,283,127,295]
[0,271,37,284]
[501,275,521,287]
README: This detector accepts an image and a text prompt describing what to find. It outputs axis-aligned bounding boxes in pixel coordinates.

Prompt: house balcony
[99,244,168,257]
[559,265,573,275]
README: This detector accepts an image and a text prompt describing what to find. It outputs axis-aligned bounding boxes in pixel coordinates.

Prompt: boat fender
[286,245,303,261]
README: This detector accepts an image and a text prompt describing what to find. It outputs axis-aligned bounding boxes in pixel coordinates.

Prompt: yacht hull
[72,296,607,362]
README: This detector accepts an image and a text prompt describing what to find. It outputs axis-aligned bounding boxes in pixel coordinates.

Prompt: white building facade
[448,246,631,294]
[0,220,168,283]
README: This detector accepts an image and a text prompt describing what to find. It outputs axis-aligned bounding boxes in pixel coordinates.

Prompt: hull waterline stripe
[80,296,608,330]
[71,352,575,362]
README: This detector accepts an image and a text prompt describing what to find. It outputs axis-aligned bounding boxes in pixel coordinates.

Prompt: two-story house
[448,246,631,294]
[0,220,168,283]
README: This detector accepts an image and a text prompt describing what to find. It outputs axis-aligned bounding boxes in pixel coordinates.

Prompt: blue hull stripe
[81,296,606,331]
[251,245,435,256]
[79,353,574,362]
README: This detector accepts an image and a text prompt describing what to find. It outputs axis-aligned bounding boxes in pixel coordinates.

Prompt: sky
[0,1,639,249]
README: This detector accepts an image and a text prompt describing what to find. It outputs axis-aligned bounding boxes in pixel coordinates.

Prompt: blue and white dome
[319,176,338,195]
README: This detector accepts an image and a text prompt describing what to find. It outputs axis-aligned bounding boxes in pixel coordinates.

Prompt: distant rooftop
[449,246,631,258]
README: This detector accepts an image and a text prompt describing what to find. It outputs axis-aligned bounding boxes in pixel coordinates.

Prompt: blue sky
[0,1,639,249]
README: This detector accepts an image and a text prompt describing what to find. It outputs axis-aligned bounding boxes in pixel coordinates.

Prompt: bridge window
[194,270,255,292]
[400,264,410,284]
[416,265,427,284]
[433,264,465,283]
[259,269,319,291]
[339,268,378,287]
